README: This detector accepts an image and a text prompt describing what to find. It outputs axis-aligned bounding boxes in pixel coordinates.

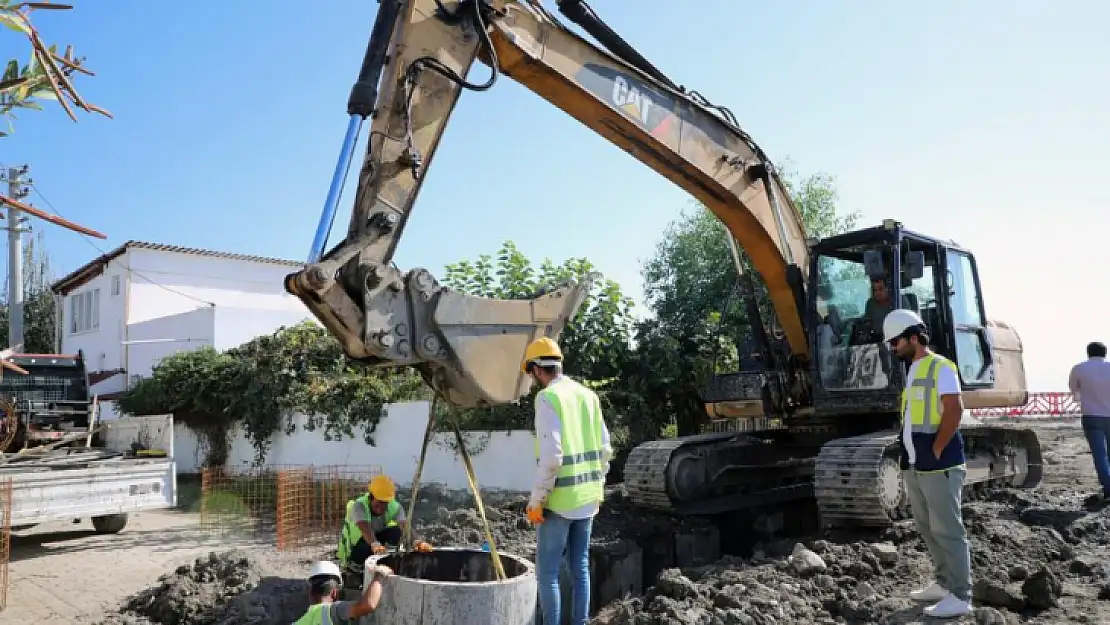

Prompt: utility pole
[2,165,31,350]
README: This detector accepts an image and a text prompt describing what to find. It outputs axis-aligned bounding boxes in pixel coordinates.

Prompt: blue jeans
[1082,415,1110,496]
[536,510,592,625]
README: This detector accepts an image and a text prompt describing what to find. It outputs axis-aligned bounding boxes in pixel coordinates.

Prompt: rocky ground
[94,422,1110,624]
[593,423,1110,625]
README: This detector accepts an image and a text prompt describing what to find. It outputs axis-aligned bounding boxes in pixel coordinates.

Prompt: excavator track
[624,430,814,515]
[624,432,738,512]
[815,422,1044,528]
[625,422,1043,528]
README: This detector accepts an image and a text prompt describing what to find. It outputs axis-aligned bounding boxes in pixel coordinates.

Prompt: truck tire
[92,513,128,534]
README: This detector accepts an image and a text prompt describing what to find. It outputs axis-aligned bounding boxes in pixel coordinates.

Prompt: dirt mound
[95,483,670,625]
[591,539,927,625]
[96,551,312,625]
[592,425,1110,624]
[408,483,684,561]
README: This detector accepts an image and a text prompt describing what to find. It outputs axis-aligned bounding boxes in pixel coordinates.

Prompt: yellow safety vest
[533,378,606,512]
[294,603,333,625]
[899,352,966,472]
[337,494,400,566]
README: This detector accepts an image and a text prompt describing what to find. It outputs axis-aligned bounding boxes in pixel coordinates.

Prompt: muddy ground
[95,422,1110,624]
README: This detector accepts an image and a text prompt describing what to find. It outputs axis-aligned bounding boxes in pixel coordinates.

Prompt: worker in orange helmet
[521,336,612,625]
[337,474,432,576]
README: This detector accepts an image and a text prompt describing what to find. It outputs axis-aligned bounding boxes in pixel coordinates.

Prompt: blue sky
[2,0,1106,391]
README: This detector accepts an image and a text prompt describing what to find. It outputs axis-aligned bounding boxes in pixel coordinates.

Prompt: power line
[12,176,216,308]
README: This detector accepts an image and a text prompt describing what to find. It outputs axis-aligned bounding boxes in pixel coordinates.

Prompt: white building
[50,241,313,419]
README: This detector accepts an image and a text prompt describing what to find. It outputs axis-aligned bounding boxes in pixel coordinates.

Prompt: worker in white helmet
[292,560,393,624]
[883,309,973,618]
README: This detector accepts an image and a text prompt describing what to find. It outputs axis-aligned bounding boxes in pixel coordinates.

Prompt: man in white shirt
[520,337,612,625]
[1068,341,1110,504]
[884,309,973,619]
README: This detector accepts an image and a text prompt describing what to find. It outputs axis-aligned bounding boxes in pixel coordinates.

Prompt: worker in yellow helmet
[337,474,432,576]
[521,336,612,625]
[293,559,393,624]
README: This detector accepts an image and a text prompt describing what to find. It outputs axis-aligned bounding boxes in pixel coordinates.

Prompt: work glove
[414,541,433,553]
[371,542,387,555]
[526,504,545,525]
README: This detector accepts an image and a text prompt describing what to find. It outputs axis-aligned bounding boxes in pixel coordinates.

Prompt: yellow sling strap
[404,396,506,580]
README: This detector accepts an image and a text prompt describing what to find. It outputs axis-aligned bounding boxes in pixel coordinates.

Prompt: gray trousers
[903,466,973,601]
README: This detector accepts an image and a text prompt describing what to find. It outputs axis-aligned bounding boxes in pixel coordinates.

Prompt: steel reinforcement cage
[199,465,383,553]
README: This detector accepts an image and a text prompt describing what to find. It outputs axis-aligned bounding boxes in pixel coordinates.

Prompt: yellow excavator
[285,0,1042,528]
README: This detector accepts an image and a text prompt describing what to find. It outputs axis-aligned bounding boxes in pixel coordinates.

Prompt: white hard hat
[882,309,926,343]
[308,560,343,581]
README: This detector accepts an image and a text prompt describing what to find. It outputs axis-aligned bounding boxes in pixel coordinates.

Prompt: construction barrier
[970,392,1082,419]
[199,464,382,553]
[701,392,1080,434]
[0,476,11,613]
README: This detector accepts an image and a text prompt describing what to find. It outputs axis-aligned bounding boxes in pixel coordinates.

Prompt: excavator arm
[286,0,810,407]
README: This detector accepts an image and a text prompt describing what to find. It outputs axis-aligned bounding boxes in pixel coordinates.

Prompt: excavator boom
[286,0,811,407]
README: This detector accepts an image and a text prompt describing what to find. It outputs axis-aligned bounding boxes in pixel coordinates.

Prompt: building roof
[51,240,304,296]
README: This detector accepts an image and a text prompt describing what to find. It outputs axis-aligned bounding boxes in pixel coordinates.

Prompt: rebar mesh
[200,464,382,554]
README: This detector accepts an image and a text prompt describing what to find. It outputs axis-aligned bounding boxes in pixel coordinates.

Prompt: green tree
[0,1,109,136]
[441,241,636,430]
[118,321,427,466]
[628,167,861,438]
[0,230,56,352]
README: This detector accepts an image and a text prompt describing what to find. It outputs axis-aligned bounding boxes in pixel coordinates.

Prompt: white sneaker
[924,594,973,618]
[909,582,949,602]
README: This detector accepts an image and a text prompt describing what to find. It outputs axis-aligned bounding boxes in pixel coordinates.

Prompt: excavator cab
[808,220,1001,418]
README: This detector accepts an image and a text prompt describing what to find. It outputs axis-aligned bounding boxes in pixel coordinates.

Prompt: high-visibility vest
[899,352,966,472]
[294,603,333,625]
[533,378,606,512]
[337,494,401,566]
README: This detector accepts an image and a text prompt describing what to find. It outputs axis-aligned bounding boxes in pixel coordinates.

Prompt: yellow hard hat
[368,474,396,501]
[521,337,563,373]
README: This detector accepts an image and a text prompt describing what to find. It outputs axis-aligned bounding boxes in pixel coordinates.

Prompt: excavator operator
[337,475,431,575]
[864,276,915,340]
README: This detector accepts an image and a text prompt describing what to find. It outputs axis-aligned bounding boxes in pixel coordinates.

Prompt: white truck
[1,414,177,534]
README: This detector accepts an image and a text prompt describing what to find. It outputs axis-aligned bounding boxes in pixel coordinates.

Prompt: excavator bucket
[287,263,598,408]
[417,272,599,406]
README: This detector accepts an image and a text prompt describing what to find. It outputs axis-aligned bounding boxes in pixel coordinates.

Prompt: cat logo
[611,75,657,127]
[574,62,732,150]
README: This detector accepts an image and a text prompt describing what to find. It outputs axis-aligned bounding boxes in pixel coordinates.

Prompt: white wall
[173,401,538,492]
[126,307,217,376]
[61,268,127,378]
[126,248,306,324]
[213,306,313,351]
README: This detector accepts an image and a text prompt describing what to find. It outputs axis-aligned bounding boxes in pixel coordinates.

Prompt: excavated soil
[94,551,319,625]
[95,422,1110,624]
[593,423,1110,625]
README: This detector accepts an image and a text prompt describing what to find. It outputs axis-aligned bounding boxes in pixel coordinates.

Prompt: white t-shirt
[902,356,961,467]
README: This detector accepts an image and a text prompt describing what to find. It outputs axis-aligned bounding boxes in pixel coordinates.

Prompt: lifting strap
[403,396,506,580]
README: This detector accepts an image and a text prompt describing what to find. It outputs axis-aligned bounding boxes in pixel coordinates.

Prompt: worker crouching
[521,337,613,625]
[884,309,973,618]
[337,474,432,577]
[294,560,393,623]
